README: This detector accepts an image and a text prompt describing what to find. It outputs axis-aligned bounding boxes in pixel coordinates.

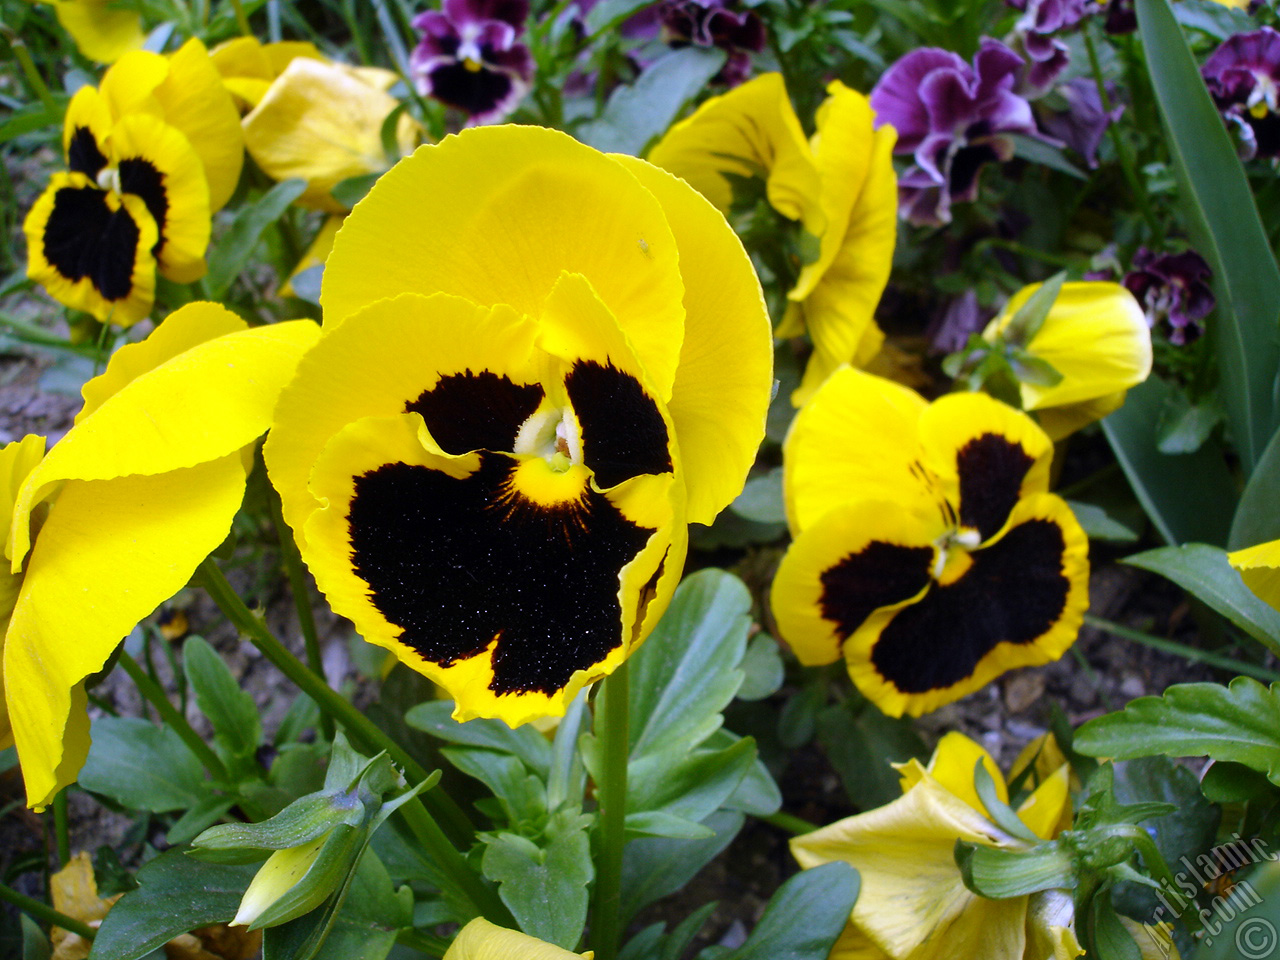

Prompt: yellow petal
[8,312,319,569]
[50,850,119,960]
[1119,917,1180,960]
[1026,890,1084,960]
[648,72,824,235]
[1010,732,1072,789]
[211,37,326,111]
[445,918,587,960]
[243,58,415,212]
[782,367,930,534]
[99,50,169,121]
[1229,538,1280,612]
[52,0,144,63]
[923,730,1008,814]
[321,126,688,407]
[0,435,47,750]
[1016,762,1072,841]
[62,86,113,173]
[6,455,248,809]
[791,776,1028,960]
[1034,392,1126,443]
[611,155,772,526]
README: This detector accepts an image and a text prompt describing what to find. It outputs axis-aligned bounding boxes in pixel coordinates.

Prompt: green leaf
[1002,271,1066,347]
[731,470,786,525]
[628,568,753,757]
[1066,500,1139,544]
[1154,391,1222,455]
[624,810,715,839]
[1137,0,1280,473]
[1199,760,1276,803]
[405,701,552,777]
[706,729,781,816]
[1074,678,1280,783]
[205,178,308,299]
[620,810,743,923]
[1124,543,1280,656]
[1230,426,1280,550]
[1008,134,1088,180]
[481,827,592,949]
[816,701,927,811]
[166,795,237,846]
[736,634,785,701]
[190,793,357,864]
[89,849,259,960]
[627,738,756,824]
[713,861,859,960]
[79,717,207,812]
[440,748,547,826]
[1172,0,1255,39]
[1085,891,1141,960]
[584,0,658,34]
[183,636,262,772]
[330,173,381,211]
[578,47,728,156]
[1101,376,1236,546]
[20,915,50,960]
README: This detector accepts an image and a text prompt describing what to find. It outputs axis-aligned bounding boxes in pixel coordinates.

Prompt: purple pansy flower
[1203,27,1280,160]
[870,39,1036,225]
[659,1,765,86]
[410,0,534,124]
[1037,77,1124,168]
[1006,0,1092,91]
[1122,248,1215,345]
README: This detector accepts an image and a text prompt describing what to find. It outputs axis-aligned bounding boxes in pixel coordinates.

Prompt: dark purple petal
[973,38,1025,102]
[870,48,969,149]
[1037,77,1123,167]
[442,0,529,30]
[1026,42,1069,92]
[919,68,979,133]
[1123,247,1215,344]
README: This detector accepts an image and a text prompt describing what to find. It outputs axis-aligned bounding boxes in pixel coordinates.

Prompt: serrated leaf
[713,862,859,960]
[205,179,307,299]
[88,850,259,960]
[1124,543,1280,656]
[481,827,592,949]
[79,717,207,812]
[183,636,262,771]
[1074,678,1280,783]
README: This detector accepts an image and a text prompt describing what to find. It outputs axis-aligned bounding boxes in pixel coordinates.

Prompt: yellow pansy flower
[265,125,772,727]
[983,281,1151,441]
[445,918,593,959]
[2,303,319,809]
[791,732,1081,960]
[771,369,1089,717]
[649,73,897,403]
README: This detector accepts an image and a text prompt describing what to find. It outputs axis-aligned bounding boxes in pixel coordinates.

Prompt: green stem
[228,0,253,35]
[591,662,630,960]
[52,791,70,866]
[759,810,819,836]
[0,883,96,941]
[396,927,450,957]
[8,38,55,114]
[117,652,231,784]
[268,491,333,741]
[194,560,511,924]
[1084,614,1280,683]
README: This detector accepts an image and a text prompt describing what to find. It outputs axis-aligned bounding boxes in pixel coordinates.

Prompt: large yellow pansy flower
[265,125,772,727]
[771,369,1089,717]
[649,73,897,404]
[791,732,1081,960]
[983,281,1151,441]
[2,303,319,809]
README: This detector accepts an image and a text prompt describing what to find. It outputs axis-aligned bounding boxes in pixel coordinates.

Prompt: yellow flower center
[463,57,483,73]
[932,527,980,584]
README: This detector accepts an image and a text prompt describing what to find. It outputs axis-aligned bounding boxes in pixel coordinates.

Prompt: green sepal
[1001,271,1066,348]
[248,822,364,931]
[954,839,1076,898]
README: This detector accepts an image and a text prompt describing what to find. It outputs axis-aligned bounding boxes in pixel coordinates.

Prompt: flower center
[932,527,981,583]
[1249,73,1278,118]
[513,405,581,473]
[95,165,122,195]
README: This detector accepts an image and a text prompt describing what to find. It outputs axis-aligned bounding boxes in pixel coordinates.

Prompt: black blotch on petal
[428,62,513,117]
[118,158,169,257]
[956,433,1035,541]
[565,360,672,489]
[43,184,140,302]
[67,127,107,178]
[819,541,934,644]
[348,453,655,696]
[870,518,1070,694]
[406,370,544,455]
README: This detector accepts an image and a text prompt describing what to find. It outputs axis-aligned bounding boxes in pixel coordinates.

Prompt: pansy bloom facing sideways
[869,41,1036,226]
[446,918,590,959]
[410,0,534,124]
[24,40,243,325]
[771,369,1089,717]
[983,280,1151,440]
[210,36,327,112]
[265,125,772,726]
[792,732,1081,960]
[1,303,319,808]
[1203,27,1280,160]
[649,73,897,404]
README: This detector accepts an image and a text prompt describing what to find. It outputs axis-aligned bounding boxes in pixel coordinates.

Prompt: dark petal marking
[117,158,168,257]
[947,142,1000,201]
[956,432,1035,541]
[67,126,107,178]
[427,61,514,116]
[819,541,934,642]
[405,370,544,455]
[43,185,140,302]
[348,453,655,695]
[565,360,673,489]
[870,518,1070,693]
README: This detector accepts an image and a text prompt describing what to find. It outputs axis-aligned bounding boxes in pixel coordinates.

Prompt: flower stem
[759,810,820,836]
[52,791,70,866]
[396,927,450,956]
[194,560,511,924]
[591,662,630,960]
[0,882,95,941]
[1084,614,1280,682]
[117,651,231,784]
[228,0,253,36]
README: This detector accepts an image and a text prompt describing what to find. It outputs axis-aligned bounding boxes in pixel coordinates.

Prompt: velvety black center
[565,360,672,489]
[67,126,107,178]
[428,62,513,116]
[949,142,1000,198]
[348,453,655,695]
[819,541,934,647]
[406,370,544,456]
[870,518,1071,693]
[956,433,1035,541]
[43,185,140,302]
[117,158,169,257]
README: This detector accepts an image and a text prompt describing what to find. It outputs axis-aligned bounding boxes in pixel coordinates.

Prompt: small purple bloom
[1037,77,1124,167]
[1203,27,1280,160]
[1005,0,1092,91]
[870,39,1036,225]
[1122,248,1215,345]
[927,289,995,354]
[410,0,534,124]
[659,1,765,86]
[1101,0,1136,35]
